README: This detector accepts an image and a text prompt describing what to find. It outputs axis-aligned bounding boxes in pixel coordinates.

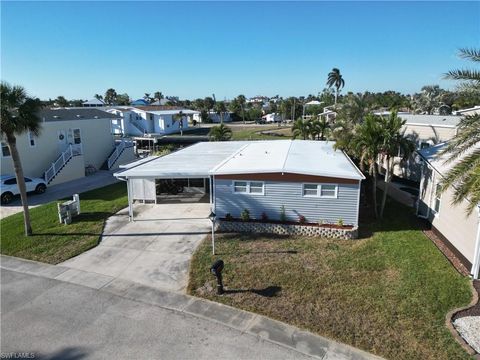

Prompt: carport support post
[211,219,215,255]
[127,178,134,221]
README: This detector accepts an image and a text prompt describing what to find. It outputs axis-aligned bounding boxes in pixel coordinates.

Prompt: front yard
[0,182,127,264]
[188,201,473,359]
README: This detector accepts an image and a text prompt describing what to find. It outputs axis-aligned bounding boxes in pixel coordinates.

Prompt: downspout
[471,206,480,280]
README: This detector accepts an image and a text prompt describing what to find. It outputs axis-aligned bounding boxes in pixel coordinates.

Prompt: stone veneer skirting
[217,220,358,239]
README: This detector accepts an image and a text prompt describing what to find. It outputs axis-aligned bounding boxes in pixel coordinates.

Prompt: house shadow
[20,347,89,360]
[223,285,282,298]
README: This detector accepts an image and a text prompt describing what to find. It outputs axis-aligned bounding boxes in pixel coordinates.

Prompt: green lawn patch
[231,125,292,140]
[0,182,127,264]
[188,201,472,359]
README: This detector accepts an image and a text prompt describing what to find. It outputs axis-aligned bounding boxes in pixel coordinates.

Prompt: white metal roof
[419,142,480,176]
[115,140,365,180]
[400,114,462,127]
[148,109,200,115]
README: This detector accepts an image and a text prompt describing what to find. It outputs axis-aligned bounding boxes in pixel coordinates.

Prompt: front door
[70,128,83,155]
[57,130,68,153]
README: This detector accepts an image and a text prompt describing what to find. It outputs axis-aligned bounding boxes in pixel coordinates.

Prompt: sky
[1,1,479,100]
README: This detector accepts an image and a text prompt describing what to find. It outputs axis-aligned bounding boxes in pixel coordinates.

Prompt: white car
[0,175,47,204]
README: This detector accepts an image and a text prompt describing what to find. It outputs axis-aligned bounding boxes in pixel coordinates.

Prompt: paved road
[1,269,313,360]
[60,202,211,292]
[0,170,119,219]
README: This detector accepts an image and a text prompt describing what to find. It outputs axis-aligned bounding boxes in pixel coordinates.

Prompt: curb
[1,255,382,360]
[445,280,480,358]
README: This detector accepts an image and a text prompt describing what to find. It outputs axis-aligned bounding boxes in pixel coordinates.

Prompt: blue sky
[1,1,479,100]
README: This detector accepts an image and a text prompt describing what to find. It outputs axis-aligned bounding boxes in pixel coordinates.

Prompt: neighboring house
[106,107,198,136]
[82,98,105,107]
[380,114,463,181]
[1,108,135,186]
[114,140,365,228]
[453,105,480,116]
[130,99,150,106]
[150,99,169,106]
[262,113,281,123]
[192,111,233,123]
[416,143,480,280]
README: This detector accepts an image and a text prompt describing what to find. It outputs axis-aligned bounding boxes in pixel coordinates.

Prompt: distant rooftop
[39,108,119,122]
[399,114,462,127]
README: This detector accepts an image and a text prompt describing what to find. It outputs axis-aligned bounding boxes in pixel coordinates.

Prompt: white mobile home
[192,111,233,123]
[1,108,135,186]
[417,143,480,279]
[115,140,365,230]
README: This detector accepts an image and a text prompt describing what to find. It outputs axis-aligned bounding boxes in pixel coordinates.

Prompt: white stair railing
[107,140,127,169]
[130,119,146,135]
[44,145,74,184]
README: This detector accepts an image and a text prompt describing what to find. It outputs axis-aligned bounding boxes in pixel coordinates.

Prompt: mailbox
[210,259,224,295]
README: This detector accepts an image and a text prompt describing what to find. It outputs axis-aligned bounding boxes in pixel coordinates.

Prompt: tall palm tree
[214,101,227,124]
[0,82,43,236]
[378,112,415,218]
[326,68,345,105]
[208,123,232,141]
[237,95,246,124]
[439,48,480,214]
[292,119,311,140]
[350,114,384,218]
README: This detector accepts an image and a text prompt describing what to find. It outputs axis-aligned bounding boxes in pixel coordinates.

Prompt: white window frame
[232,180,265,195]
[432,182,441,216]
[302,183,338,198]
[28,131,36,148]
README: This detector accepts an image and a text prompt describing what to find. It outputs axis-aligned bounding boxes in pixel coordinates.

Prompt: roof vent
[53,115,60,119]
[94,116,99,119]
[76,114,83,118]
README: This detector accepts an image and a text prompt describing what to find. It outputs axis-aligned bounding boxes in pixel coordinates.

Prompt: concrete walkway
[60,203,211,292]
[0,170,119,219]
[1,255,382,360]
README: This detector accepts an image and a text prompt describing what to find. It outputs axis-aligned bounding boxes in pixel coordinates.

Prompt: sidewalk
[0,170,119,219]
[1,255,382,360]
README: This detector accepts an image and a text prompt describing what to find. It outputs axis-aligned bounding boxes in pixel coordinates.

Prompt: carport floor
[60,203,211,293]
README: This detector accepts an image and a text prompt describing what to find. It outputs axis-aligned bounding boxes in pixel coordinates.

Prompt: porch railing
[44,144,74,184]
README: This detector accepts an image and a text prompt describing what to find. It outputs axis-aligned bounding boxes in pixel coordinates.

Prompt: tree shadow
[15,347,89,360]
[223,285,282,298]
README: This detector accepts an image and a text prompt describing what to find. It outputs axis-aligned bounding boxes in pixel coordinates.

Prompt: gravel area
[453,316,480,354]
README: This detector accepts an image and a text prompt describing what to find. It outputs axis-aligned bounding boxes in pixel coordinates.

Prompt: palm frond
[458,47,480,62]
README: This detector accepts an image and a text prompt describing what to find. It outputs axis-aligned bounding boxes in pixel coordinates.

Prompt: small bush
[298,215,306,224]
[318,219,325,226]
[192,119,198,127]
[241,209,250,222]
[337,218,344,227]
[261,212,269,221]
[280,205,287,223]
[225,213,233,221]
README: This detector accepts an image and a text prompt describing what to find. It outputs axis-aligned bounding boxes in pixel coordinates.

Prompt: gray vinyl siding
[214,179,360,226]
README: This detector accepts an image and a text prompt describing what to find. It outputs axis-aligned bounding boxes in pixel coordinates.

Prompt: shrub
[337,218,344,227]
[298,215,306,224]
[261,212,269,221]
[192,119,198,127]
[225,213,233,221]
[318,219,325,226]
[280,205,287,223]
[241,209,250,222]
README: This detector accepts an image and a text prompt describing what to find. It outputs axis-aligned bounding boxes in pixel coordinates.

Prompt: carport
[114,142,248,221]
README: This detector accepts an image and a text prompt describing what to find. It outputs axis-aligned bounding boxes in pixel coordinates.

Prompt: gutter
[472,206,480,279]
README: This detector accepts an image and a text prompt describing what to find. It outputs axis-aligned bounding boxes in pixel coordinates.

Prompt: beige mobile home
[1,108,134,186]
[416,143,480,279]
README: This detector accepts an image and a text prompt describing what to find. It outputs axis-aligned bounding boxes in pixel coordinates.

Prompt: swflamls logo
[1,353,35,359]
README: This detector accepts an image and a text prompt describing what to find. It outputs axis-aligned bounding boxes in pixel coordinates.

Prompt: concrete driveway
[60,202,211,292]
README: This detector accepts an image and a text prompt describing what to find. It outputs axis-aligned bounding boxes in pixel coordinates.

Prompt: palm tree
[310,116,330,140]
[237,95,246,124]
[349,114,384,218]
[208,123,232,141]
[292,119,311,140]
[378,112,415,218]
[326,68,345,105]
[439,48,480,214]
[214,101,227,124]
[0,82,43,235]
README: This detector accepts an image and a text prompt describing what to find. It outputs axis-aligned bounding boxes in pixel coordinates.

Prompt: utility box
[58,194,81,224]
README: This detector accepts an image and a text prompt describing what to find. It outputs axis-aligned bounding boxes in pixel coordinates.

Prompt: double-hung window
[1,142,10,157]
[432,183,441,214]
[302,183,338,198]
[28,131,36,147]
[233,181,264,195]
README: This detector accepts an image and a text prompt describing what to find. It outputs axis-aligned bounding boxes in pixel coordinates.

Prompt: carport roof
[115,140,365,180]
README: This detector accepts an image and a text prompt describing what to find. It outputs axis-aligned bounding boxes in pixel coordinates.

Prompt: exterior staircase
[44,145,74,185]
[105,140,134,170]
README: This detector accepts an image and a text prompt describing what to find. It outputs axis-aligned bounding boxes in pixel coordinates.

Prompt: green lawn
[188,201,472,360]
[0,182,128,264]
[230,125,292,140]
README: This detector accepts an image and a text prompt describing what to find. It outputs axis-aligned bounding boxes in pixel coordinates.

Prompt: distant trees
[208,124,232,141]
[55,96,69,107]
[116,93,130,105]
[327,68,345,105]
[154,91,163,102]
[104,88,117,105]
[0,82,43,236]
[213,101,227,124]
[292,119,311,140]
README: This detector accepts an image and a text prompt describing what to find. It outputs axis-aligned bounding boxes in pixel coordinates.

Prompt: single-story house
[416,143,480,279]
[82,98,105,107]
[192,111,233,123]
[1,108,135,186]
[114,140,365,229]
[453,105,480,116]
[262,113,281,123]
[106,107,198,137]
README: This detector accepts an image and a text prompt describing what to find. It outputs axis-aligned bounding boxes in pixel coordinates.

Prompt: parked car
[0,175,47,204]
